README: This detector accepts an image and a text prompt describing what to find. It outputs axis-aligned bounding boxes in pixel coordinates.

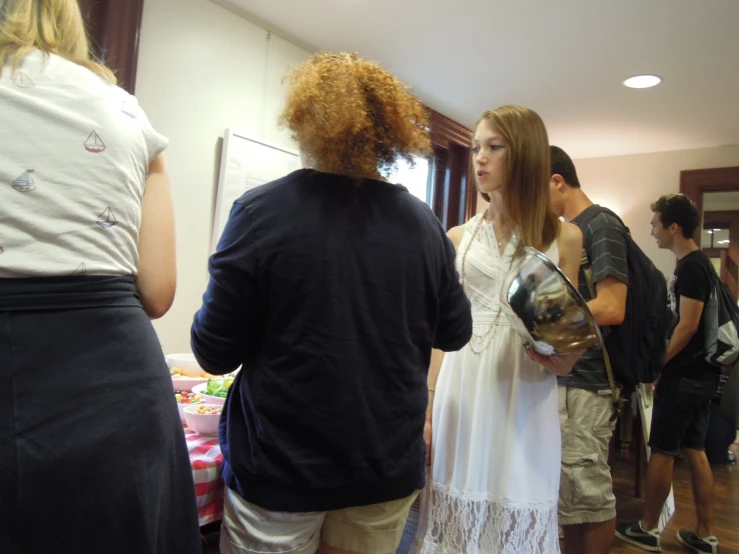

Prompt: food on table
[170,367,186,379]
[192,405,223,416]
[170,365,218,379]
[175,391,202,404]
[204,377,234,399]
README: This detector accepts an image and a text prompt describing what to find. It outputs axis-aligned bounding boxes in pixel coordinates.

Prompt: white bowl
[170,376,208,392]
[184,404,223,436]
[176,398,205,423]
[165,353,204,378]
[191,382,227,405]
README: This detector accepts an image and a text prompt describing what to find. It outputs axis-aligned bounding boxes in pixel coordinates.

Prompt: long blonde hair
[477,105,559,252]
[0,0,115,83]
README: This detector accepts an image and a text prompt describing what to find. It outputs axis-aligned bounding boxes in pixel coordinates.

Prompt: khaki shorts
[220,487,420,554]
[558,385,617,525]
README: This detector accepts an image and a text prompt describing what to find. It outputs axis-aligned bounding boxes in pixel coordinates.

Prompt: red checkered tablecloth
[185,426,225,526]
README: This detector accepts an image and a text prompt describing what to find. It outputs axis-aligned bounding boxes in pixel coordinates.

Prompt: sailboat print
[96,207,118,228]
[84,131,106,153]
[13,72,35,88]
[13,170,36,192]
[72,263,88,275]
[121,99,137,119]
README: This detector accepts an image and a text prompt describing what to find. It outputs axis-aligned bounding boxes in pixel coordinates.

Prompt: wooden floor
[607,444,739,554]
[202,443,739,553]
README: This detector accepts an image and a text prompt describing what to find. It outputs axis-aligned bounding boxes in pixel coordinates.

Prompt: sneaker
[615,521,662,552]
[676,530,719,553]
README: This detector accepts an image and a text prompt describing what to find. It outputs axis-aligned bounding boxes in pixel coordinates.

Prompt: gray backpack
[703,270,739,367]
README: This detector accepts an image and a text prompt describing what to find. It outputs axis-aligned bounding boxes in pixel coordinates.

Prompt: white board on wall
[212,129,301,251]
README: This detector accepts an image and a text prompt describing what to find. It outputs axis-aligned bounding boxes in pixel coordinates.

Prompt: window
[385,155,435,205]
[384,109,476,229]
[702,228,730,249]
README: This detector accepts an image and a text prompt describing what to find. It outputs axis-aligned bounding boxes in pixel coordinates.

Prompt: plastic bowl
[170,376,208,392]
[166,353,204,378]
[183,404,223,436]
[191,383,227,405]
[176,398,204,423]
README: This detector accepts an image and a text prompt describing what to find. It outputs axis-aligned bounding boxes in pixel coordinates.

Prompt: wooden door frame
[679,166,739,242]
[427,108,475,230]
[78,0,145,94]
[682,167,739,299]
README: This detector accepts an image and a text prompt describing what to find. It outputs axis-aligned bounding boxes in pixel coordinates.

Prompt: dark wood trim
[703,210,739,227]
[79,0,145,94]
[426,107,475,229]
[428,108,473,149]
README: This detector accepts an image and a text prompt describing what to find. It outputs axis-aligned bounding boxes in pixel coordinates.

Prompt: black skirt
[0,276,202,554]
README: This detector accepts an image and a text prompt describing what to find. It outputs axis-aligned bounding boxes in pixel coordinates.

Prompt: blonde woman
[412,106,583,554]
[191,52,473,554]
[0,1,200,552]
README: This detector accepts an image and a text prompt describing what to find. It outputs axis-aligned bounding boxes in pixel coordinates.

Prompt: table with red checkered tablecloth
[185,426,225,526]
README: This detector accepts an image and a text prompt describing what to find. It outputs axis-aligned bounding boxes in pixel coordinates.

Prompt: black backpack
[580,207,674,394]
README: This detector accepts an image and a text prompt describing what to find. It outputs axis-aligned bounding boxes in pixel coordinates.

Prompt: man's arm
[584,215,629,327]
[588,277,628,326]
[663,295,704,367]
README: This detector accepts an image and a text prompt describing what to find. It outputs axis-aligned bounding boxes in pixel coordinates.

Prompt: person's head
[472,105,559,252]
[0,0,115,83]
[280,52,431,179]
[650,194,699,250]
[549,145,580,217]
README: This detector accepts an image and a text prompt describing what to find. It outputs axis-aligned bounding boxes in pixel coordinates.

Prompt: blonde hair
[0,0,116,83]
[280,52,431,179]
[477,105,559,252]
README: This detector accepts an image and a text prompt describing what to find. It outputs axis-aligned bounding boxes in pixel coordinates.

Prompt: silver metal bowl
[501,247,603,355]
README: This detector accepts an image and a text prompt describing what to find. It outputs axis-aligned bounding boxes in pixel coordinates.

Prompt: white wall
[574,146,739,280]
[135,0,309,352]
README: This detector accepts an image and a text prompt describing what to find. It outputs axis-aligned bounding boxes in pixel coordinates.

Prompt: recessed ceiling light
[623,75,662,89]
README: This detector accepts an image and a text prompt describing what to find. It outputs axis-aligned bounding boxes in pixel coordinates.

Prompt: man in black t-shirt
[617,194,721,554]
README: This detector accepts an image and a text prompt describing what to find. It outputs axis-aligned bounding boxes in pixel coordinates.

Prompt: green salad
[205,376,234,399]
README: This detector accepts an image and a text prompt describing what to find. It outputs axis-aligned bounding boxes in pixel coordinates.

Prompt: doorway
[680,166,739,301]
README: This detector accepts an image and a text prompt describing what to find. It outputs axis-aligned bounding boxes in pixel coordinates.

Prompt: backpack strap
[581,248,622,421]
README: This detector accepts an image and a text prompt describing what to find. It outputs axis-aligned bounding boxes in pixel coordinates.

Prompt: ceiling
[216,0,739,159]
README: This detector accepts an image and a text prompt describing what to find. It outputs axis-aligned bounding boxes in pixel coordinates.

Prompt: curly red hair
[280,52,431,178]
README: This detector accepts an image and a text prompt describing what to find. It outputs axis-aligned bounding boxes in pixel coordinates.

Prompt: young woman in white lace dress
[412,106,583,554]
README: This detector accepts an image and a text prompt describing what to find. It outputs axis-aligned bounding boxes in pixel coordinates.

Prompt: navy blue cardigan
[192,169,472,512]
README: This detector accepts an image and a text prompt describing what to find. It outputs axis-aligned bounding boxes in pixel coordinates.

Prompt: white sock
[638,522,659,535]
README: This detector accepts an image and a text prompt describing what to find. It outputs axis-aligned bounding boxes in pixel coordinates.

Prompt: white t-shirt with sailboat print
[0,50,168,277]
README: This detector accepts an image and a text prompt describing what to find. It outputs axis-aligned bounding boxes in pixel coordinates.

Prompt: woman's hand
[524,345,584,376]
[424,417,432,465]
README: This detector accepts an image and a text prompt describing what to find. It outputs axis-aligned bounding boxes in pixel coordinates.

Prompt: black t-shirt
[666,249,720,380]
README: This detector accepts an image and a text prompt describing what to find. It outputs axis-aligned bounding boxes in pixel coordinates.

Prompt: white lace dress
[412,212,562,554]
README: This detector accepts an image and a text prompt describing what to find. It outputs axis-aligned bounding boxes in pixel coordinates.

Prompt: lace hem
[411,482,560,554]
